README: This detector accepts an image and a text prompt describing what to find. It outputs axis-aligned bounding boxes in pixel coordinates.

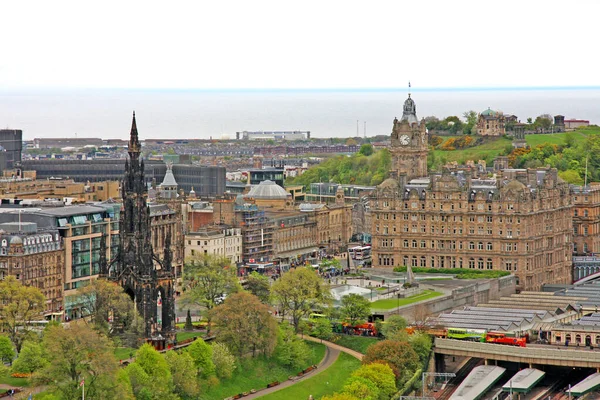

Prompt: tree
[275,322,311,368]
[181,255,241,336]
[340,294,371,326]
[211,342,236,379]
[184,309,194,331]
[463,110,478,126]
[359,144,373,156]
[0,335,14,364]
[0,276,46,352]
[187,338,216,377]
[244,271,271,303]
[346,138,358,146]
[77,278,134,335]
[322,393,360,400]
[11,341,47,374]
[210,292,278,358]
[39,323,132,400]
[271,267,332,332]
[363,340,419,383]
[534,114,553,133]
[379,315,408,341]
[409,333,432,366]
[310,317,333,341]
[164,350,199,398]
[352,363,396,400]
[125,343,175,400]
[341,376,379,400]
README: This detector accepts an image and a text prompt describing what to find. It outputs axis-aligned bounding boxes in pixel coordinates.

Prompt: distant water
[0,88,598,140]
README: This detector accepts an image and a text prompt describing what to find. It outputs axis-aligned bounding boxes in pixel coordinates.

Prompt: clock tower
[390,93,428,181]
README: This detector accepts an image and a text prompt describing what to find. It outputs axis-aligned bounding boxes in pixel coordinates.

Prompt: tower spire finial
[129,111,140,154]
[408,81,411,98]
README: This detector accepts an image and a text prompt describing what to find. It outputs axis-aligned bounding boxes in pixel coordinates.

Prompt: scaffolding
[236,204,274,263]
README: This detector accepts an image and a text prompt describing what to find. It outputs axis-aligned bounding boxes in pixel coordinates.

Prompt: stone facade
[389,94,428,181]
[107,113,176,339]
[185,226,242,264]
[571,185,600,256]
[0,222,64,317]
[371,168,573,291]
[477,108,506,136]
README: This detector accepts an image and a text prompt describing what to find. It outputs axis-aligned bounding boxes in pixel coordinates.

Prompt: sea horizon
[1,87,599,141]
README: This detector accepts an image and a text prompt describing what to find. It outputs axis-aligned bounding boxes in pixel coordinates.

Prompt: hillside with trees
[289,126,600,187]
[287,144,391,187]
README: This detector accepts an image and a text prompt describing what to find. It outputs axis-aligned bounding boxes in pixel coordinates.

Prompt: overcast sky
[1,0,598,90]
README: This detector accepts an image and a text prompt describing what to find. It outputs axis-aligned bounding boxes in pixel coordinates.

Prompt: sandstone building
[477,108,506,136]
[371,95,573,292]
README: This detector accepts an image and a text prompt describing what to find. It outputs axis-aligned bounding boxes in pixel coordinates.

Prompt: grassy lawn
[0,375,31,387]
[370,290,443,310]
[432,136,512,164]
[331,335,378,354]
[176,331,203,342]
[260,352,361,400]
[114,347,137,361]
[199,341,326,400]
[525,131,587,147]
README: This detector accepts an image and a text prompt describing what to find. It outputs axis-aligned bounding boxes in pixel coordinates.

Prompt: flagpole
[82,380,85,400]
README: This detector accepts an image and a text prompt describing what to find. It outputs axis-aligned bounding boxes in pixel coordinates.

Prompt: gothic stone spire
[128,111,141,156]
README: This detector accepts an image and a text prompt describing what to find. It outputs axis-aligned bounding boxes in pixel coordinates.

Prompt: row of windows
[379,213,523,224]
[377,254,518,270]
[375,224,521,237]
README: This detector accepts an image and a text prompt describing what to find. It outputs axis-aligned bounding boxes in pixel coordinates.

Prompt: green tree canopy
[164,350,199,398]
[0,276,46,352]
[244,271,271,303]
[378,315,408,341]
[0,335,14,364]
[11,340,47,374]
[181,255,241,336]
[125,343,175,399]
[271,267,332,332]
[187,338,216,377]
[210,292,278,358]
[352,363,396,400]
[39,323,132,400]
[275,322,311,368]
[342,376,380,400]
[359,144,373,156]
[363,340,419,383]
[340,294,372,326]
[211,342,236,379]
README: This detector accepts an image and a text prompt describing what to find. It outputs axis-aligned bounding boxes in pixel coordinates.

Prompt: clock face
[400,135,410,146]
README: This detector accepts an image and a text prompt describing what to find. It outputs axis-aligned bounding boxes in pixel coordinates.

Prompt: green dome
[481,107,496,116]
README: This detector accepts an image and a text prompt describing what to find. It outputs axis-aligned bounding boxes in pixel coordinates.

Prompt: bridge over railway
[434,338,600,369]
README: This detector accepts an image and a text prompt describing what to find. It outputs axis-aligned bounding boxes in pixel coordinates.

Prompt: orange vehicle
[343,322,377,336]
[485,331,526,347]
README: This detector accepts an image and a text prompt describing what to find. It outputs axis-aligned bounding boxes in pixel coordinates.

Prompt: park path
[301,335,364,361]
[243,345,340,399]
[244,336,364,399]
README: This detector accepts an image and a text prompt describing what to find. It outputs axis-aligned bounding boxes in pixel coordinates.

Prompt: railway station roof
[450,366,506,400]
[502,368,545,394]
[569,372,600,396]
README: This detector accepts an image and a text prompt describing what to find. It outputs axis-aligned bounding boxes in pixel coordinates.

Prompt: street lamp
[397,293,401,315]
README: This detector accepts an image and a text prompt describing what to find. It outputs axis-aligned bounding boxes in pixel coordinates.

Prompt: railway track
[436,357,483,400]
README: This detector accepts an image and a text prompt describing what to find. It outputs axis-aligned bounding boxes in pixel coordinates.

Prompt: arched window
[478,242,484,250]
[575,334,581,344]
[469,242,475,250]
[487,242,493,251]
[486,259,493,270]
[478,258,484,269]
[468,258,475,269]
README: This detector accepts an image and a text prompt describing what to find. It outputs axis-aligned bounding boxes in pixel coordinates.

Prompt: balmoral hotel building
[371,94,573,292]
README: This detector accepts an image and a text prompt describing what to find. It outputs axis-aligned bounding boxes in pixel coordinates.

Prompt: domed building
[477,107,506,136]
[244,180,293,209]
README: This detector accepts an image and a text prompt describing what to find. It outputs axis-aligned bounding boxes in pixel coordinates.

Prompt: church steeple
[128,111,141,156]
